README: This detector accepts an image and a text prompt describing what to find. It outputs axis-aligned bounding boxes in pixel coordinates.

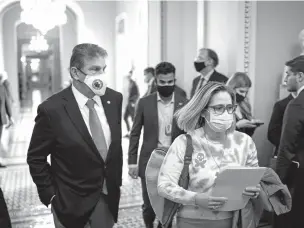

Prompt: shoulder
[140,93,156,103]
[214,71,227,81]
[175,93,188,105]
[39,89,67,111]
[231,131,255,148]
[105,87,122,100]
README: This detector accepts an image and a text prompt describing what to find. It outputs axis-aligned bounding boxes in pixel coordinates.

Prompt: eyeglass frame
[206,104,237,115]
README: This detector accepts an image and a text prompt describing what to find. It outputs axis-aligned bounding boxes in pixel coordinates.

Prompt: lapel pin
[107,101,111,104]
[179,102,183,106]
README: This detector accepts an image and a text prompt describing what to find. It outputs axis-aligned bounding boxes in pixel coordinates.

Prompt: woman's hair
[226,72,252,120]
[175,82,236,132]
[226,72,252,89]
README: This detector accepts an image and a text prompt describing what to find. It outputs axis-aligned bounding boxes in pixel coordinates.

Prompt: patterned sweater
[157,128,259,220]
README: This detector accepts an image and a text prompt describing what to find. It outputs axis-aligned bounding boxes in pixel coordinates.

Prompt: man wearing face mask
[128,62,187,228]
[191,48,227,98]
[27,43,123,228]
[276,56,304,228]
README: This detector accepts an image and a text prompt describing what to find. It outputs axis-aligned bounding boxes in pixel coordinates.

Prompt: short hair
[144,67,155,76]
[206,49,219,67]
[226,72,252,89]
[70,43,108,69]
[175,82,236,132]
[155,62,176,77]
[286,56,304,74]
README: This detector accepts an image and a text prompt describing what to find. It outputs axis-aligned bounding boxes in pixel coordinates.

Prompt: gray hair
[175,82,236,132]
[70,43,108,69]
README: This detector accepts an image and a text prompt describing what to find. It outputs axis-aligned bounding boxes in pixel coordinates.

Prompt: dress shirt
[72,85,111,195]
[72,85,111,149]
[157,93,175,148]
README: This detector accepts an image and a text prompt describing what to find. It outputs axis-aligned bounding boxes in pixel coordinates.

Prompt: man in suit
[191,48,227,98]
[144,67,187,99]
[0,84,12,225]
[268,93,296,156]
[124,70,139,137]
[27,43,123,228]
[0,84,13,168]
[276,56,304,228]
[128,62,187,228]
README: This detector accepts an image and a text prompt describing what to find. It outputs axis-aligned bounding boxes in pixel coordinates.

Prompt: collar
[72,85,102,108]
[297,85,304,97]
[291,92,297,98]
[157,92,175,104]
[149,78,155,86]
[200,69,214,81]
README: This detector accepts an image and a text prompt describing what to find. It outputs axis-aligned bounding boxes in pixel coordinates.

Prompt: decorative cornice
[244,1,251,74]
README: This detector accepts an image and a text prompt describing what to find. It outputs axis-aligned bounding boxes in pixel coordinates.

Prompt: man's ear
[70,67,80,80]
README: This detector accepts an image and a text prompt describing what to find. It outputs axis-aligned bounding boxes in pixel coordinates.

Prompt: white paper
[211,166,267,211]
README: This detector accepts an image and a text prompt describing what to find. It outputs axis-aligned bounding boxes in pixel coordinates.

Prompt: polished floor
[0,89,145,228]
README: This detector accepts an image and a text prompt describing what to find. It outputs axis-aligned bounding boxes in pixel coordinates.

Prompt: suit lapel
[100,90,116,143]
[171,93,185,140]
[150,94,159,139]
[62,87,104,163]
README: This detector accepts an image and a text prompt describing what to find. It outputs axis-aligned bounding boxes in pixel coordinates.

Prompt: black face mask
[157,85,175,97]
[194,61,206,72]
[236,93,246,103]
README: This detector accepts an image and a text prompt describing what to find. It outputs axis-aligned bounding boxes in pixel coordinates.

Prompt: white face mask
[204,110,234,132]
[83,74,107,96]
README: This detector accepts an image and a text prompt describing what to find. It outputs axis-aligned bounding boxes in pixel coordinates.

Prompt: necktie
[86,99,108,194]
[195,77,205,94]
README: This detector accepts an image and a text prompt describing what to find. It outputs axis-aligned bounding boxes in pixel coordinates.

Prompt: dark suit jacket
[276,90,304,182]
[190,71,227,98]
[27,86,123,228]
[0,84,11,126]
[149,81,187,99]
[268,94,293,155]
[128,92,187,177]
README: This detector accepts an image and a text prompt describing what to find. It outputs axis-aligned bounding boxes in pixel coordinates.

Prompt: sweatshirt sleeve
[157,134,197,205]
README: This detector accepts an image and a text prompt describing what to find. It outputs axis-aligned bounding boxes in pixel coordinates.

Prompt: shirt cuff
[48,195,56,207]
[128,164,138,168]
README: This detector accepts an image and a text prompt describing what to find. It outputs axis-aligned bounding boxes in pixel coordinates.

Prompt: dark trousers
[274,166,304,228]
[141,177,172,228]
[124,104,134,132]
[0,187,11,228]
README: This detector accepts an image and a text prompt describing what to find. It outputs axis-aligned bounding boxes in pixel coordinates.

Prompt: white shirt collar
[200,69,214,81]
[297,85,304,97]
[72,85,102,109]
[157,92,175,104]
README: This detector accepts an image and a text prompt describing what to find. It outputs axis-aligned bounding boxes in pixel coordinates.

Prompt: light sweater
[157,128,259,220]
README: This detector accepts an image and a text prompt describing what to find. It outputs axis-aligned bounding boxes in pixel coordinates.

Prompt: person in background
[276,56,304,228]
[226,72,263,137]
[0,82,13,168]
[143,67,156,96]
[0,71,13,104]
[123,70,139,137]
[268,90,296,157]
[144,67,187,99]
[158,82,260,228]
[128,62,187,228]
[191,48,227,98]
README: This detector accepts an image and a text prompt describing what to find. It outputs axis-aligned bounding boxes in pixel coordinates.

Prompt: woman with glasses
[226,72,263,137]
[157,82,260,228]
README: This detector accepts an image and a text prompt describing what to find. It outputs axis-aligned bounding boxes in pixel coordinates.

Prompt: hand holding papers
[211,166,267,211]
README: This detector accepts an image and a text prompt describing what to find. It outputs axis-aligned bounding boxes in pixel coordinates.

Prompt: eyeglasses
[207,104,237,115]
